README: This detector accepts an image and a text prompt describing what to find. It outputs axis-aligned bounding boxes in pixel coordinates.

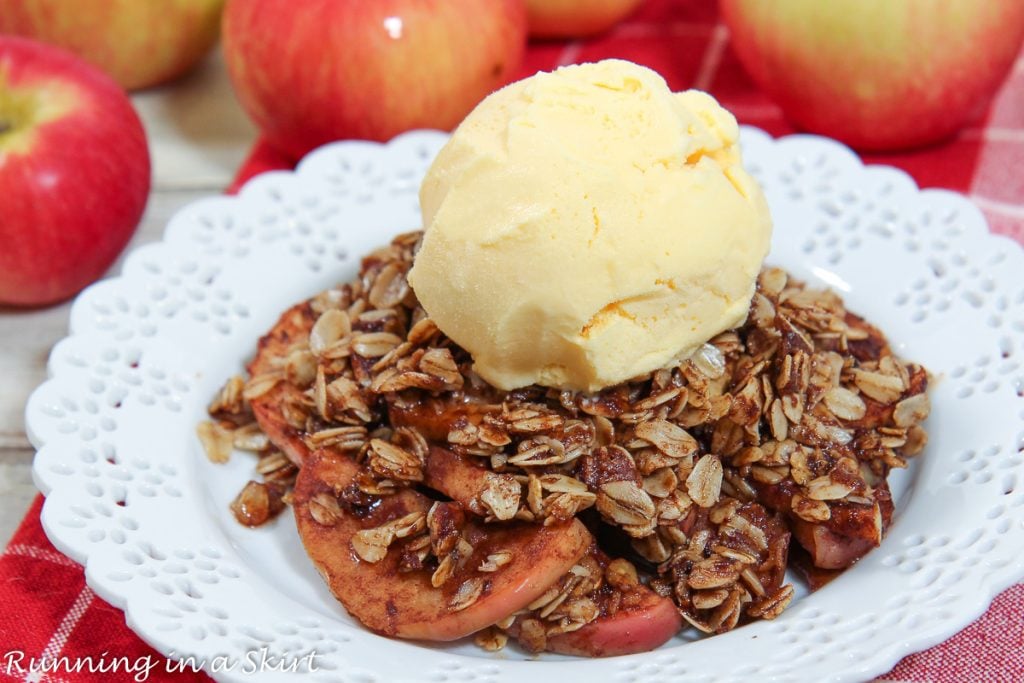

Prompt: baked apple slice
[247,300,318,467]
[422,444,522,520]
[789,479,894,570]
[399,442,684,655]
[544,588,682,656]
[506,545,682,656]
[753,473,893,570]
[755,482,882,569]
[293,448,592,640]
[791,518,876,570]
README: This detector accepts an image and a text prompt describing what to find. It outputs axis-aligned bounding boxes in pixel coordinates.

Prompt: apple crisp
[200,231,929,653]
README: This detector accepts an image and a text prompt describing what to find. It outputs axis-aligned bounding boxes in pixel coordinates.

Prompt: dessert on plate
[199,60,930,656]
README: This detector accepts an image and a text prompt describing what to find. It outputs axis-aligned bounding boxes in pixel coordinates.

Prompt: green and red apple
[720,0,1024,150]
[0,0,225,90]
[526,0,643,38]
[222,0,528,159]
[0,37,150,306]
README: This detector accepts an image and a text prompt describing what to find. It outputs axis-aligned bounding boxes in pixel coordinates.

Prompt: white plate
[27,128,1024,683]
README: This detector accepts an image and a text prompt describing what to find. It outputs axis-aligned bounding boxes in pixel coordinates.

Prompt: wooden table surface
[0,50,257,545]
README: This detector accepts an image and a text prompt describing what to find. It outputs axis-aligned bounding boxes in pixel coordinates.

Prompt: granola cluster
[201,231,930,650]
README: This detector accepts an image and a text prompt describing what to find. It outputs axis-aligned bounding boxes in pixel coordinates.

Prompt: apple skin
[526,0,643,38]
[222,0,527,159]
[0,37,150,307]
[0,0,225,90]
[720,0,1024,151]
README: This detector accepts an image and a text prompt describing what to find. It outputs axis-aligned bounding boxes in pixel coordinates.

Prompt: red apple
[720,0,1024,151]
[526,0,643,38]
[222,0,527,159]
[0,0,225,90]
[0,37,150,307]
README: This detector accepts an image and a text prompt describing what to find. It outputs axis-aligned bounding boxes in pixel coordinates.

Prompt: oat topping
[196,420,234,464]
[350,510,426,563]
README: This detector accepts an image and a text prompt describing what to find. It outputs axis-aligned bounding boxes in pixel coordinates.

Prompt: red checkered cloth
[4,1,1023,680]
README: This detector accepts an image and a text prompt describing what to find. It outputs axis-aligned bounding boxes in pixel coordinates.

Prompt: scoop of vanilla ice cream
[407,59,772,392]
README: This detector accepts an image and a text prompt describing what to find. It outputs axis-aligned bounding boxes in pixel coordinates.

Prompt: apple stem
[0,120,8,136]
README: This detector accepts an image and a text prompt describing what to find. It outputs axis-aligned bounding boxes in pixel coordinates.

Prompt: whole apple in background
[720,0,1024,151]
[0,0,225,90]
[0,37,150,307]
[222,0,527,160]
[526,0,643,38]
